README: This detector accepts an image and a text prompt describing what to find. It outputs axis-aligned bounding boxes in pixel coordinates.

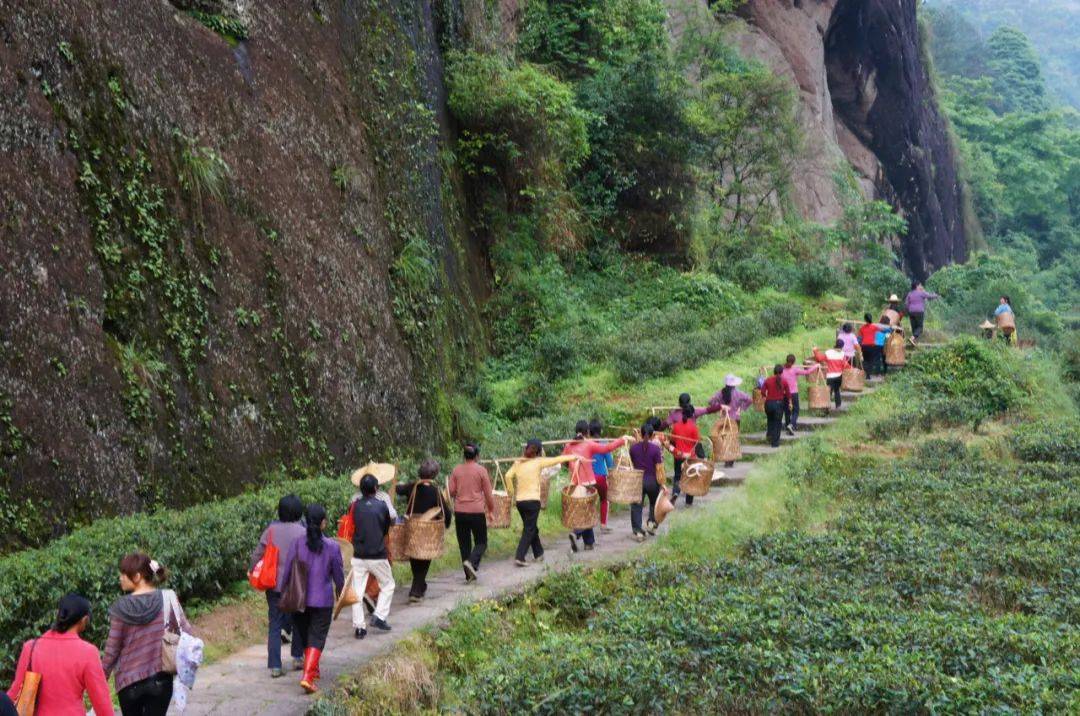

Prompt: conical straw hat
[350,462,397,487]
[980,320,995,329]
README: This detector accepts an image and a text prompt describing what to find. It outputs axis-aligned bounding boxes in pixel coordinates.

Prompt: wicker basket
[486,465,512,528]
[808,368,830,409]
[996,311,1016,330]
[885,331,906,366]
[841,366,866,392]
[884,308,902,327]
[404,482,446,560]
[560,484,598,530]
[539,465,559,509]
[386,523,406,562]
[607,449,643,505]
[680,459,713,496]
[709,416,741,463]
[751,386,765,412]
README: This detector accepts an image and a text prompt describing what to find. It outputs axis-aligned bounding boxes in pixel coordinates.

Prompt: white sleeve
[379,492,398,521]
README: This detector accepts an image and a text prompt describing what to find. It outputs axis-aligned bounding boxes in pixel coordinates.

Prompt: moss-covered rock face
[0,0,485,545]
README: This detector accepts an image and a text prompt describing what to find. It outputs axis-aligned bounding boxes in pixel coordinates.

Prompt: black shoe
[568,534,579,553]
[584,544,594,551]
[786,425,796,436]
[463,560,478,583]
[280,630,291,645]
[371,618,392,631]
[724,461,735,468]
[354,628,367,640]
[670,492,680,505]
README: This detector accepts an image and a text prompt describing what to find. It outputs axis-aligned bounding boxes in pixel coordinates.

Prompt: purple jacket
[280,537,344,609]
[709,388,752,421]
[905,289,939,314]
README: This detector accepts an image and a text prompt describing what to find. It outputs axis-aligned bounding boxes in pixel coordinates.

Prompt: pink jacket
[562,439,625,485]
[8,631,114,716]
[781,364,817,394]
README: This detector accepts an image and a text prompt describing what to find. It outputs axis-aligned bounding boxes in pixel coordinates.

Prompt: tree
[986,27,1048,113]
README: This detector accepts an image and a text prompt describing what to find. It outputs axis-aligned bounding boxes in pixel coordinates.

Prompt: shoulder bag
[12,639,41,716]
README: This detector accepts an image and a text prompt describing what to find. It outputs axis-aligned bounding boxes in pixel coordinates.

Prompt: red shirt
[671,419,700,458]
[562,438,625,485]
[859,323,878,346]
[8,630,114,716]
[760,375,791,402]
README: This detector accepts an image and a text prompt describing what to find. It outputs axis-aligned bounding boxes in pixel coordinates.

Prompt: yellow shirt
[505,455,578,502]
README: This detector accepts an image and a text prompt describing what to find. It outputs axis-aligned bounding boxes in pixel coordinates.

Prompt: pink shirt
[562,438,625,485]
[781,365,817,394]
[837,332,859,358]
[8,631,114,716]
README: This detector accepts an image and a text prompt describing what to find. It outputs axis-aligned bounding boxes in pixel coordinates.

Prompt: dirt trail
[186,383,882,715]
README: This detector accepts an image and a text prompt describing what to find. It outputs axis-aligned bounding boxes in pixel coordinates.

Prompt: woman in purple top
[665,392,718,428]
[279,503,344,694]
[629,423,665,540]
[904,281,939,341]
[710,375,752,467]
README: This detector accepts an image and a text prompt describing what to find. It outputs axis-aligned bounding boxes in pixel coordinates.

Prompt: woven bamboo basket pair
[561,484,599,530]
[751,386,766,412]
[808,367,830,409]
[996,311,1016,330]
[842,362,866,392]
[404,482,446,560]
[710,416,741,463]
[539,466,557,509]
[607,449,643,505]
[885,331,906,366]
[680,459,713,496]
[486,463,513,529]
[386,523,406,562]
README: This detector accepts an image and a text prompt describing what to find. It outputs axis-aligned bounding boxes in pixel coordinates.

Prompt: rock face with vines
[0,0,484,545]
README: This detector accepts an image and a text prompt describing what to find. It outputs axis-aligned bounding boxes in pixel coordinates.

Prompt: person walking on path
[905,281,939,342]
[859,314,884,377]
[250,494,306,678]
[814,341,852,412]
[350,475,395,641]
[448,443,494,583]
[279,504,344,694]
[884,294,905,328]
[710,375,752,467]
[874,315,895,375]
[668,405,701,506]
[629,423,665,541]
[837,323,860,361]
[562,423,627,552]
[346,463,398,616]
[781,354,817,434]
[103,553,192,716]
[504,440,580,566]
[664,393,717,428]
[759,364,791,448]
[588,420,615,534]
[395,460,452,602]
[7,593,114,716]
[994,295,1016,345]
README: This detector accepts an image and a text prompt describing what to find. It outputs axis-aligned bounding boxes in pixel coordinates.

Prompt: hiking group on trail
[4,287,1025,711]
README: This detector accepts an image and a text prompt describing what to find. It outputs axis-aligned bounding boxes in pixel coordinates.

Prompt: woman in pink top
[7,593,114,716]
[562,421,627,552]
[781,354,819,434]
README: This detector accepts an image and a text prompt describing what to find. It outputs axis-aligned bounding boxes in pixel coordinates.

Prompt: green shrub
[533,331,580,380]
[1010,420,1080,463]
[0,477,354,677]
[797,259,832,297]
[757,302,801,336]
[505,374,556,420]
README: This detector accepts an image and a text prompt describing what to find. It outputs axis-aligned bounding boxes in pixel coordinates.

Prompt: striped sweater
[102,590,192,691]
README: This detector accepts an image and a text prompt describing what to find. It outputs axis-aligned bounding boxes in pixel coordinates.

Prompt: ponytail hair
[54,593,91,632]
[118,552,167,586]
[305,504,327,553]
[721,385,733,404]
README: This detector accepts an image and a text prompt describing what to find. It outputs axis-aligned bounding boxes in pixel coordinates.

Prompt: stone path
[184,383,882,715]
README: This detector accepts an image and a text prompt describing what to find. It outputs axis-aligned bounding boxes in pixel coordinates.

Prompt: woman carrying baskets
[813,341,852,412]
[668,405,702,506]
[395,460,452,603]
[562,424,628,552]
[709,375,752,467]
[505,440,580,566]
[629,423,665,541]
[448,444,494,583]
[759,365,792,448]
[781,354,817,434]
[588,420,615,533]
[994,295,1016,345]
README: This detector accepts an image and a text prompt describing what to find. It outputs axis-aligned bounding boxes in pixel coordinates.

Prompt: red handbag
[337,508,355,541]
[248,527,280,591]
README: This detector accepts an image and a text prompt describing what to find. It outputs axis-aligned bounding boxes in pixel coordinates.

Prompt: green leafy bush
[1010,420,1080,463]
[533,331,580,380]
[757,302,801,337]
[0,477,354,677]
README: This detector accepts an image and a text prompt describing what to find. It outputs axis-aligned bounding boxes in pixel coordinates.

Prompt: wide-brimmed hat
[980,320,995,329]
[724,374,742,387]
[888,294,900,302]
[350,462,396,487]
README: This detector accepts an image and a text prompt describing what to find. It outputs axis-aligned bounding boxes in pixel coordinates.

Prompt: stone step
[743,431,802,445]
[792,416,835,430]
[735,444,784,460]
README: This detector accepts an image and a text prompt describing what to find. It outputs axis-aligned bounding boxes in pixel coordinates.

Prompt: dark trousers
[118,672,173,716]
[293,606,332,651]
[764,399,785,447]
[266,590,303,668]
[783,393,801,429]
[630,482,661,533]
[909,311,925,339]
[455,512,488,572]
[408,559,431,597]
[515,500,543,561]
[672,458,693,505]
[862,345,881,376]
[827,376,843,408]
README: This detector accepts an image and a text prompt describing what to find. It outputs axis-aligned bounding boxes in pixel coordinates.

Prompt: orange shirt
[671,419,699,458]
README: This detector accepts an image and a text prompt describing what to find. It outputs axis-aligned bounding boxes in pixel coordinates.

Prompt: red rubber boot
[299,647,322,693]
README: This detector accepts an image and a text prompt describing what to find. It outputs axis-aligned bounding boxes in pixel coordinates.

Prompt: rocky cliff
[729,0,970,277]
[0,0,484,540]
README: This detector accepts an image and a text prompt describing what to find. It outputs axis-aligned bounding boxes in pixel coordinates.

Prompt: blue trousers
[266,590,303,669]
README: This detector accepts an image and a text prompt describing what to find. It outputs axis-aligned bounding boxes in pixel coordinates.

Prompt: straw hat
[655,487,675,524]
[332,566,359,620]
[724,374,743,387]
[350,462,396,487]
[980,320,995,329]
[888,294,900,302]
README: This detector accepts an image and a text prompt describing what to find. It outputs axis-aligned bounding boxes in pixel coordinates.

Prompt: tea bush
[1010,420,1080,463]
[0,477,355,676]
